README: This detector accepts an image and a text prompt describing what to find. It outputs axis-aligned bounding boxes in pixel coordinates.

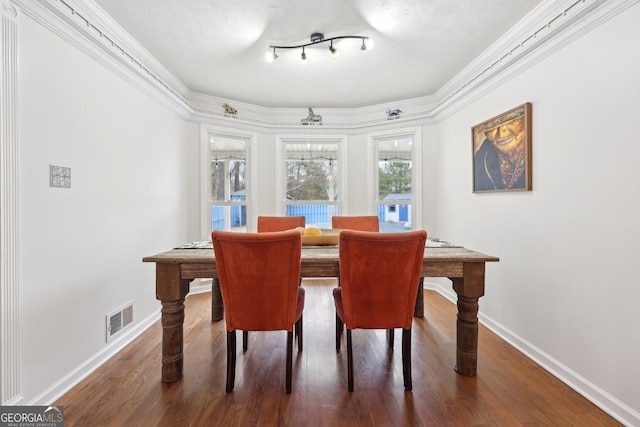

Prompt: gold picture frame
[472,102,532,193]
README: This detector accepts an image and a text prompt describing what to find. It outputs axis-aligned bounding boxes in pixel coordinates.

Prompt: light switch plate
[50,165,71,188]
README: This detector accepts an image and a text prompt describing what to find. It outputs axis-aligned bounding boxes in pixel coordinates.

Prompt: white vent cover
[106,301,134,342]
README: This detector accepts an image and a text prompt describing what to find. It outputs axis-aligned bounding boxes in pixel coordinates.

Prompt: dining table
[143,240,499,383]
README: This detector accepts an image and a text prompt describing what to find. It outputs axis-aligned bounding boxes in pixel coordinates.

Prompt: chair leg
[347,329,354,392]
[402,328,412,391]
[335,313,343,351]
[387,328,395,348]
[286,331,293,393]
[296,314,303,352]
[243,331,248,352]
[226,331,236,393]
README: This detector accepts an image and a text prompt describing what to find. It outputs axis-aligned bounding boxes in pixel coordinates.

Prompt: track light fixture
[267,33,370,63]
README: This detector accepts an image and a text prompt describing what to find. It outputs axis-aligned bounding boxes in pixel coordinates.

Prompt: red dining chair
[330,215,380,341]
[257,215,305,232]
[212,230,305,393]
[331,215,379,232]
[242,215,305,350]
[333,229,427,391]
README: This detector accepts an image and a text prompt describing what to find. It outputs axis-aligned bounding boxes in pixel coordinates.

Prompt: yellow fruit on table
[303,228,323,236]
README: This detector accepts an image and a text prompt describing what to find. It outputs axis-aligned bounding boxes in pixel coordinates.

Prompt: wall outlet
[50,165,71,188]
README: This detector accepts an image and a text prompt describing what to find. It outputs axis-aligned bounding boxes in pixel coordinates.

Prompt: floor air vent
[106,302,134,342]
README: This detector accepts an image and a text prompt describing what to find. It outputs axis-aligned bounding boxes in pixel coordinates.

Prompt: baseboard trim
[27,309,161,405]
[429,282,639,426]
[28,281,214,406]
[189,279,212,295]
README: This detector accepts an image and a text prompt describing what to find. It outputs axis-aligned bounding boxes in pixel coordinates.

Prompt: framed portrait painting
[472,102,532,193]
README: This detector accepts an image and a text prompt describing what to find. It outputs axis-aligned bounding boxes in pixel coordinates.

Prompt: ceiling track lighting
[266,33,370,63]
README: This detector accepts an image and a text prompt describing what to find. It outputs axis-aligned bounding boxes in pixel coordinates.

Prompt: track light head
[265,48,278,63]
[329,41,339,58]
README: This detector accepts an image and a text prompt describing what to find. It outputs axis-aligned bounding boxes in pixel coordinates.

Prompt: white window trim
[367,126,423,231]
[275,134,347,217]
[200,124,257,238]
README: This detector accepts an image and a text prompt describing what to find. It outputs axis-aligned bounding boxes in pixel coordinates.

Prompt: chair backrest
[338,229,427,330]
[331,215,379,232]
[257,216,305,232]
[212,230,302,332]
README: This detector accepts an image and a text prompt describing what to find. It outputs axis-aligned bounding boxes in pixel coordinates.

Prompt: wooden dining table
[143,243,499,383]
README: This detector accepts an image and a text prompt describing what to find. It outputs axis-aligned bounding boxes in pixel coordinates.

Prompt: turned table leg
[155,263,190,382]
[451,262,485,376]
[414,278,425,318]
[454,295,480,376]
[161,299,185,382]
[211,277,224,322]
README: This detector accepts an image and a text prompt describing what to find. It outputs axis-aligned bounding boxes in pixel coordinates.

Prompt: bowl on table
[298,228,341,246]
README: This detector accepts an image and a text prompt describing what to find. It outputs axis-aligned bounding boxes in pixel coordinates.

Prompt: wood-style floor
[56,280,621,426]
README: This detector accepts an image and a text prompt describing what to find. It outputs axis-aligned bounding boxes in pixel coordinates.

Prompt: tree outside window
[285,143,338,227]
[376,136,414,232]
[378,161,412,200]
[209,135,248,232]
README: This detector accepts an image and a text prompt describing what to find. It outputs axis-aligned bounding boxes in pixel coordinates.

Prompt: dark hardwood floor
[56,279,621,426]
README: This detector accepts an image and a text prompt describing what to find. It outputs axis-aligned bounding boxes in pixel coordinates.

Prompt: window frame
[200,124,257,238]
[275,134,347,225]
[368,127,422,232]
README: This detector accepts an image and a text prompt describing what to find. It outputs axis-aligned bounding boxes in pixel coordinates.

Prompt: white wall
[434,4,640,423]
[17,15,196,403]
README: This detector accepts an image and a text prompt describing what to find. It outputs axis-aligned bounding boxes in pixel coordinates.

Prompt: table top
[143,245,499,264]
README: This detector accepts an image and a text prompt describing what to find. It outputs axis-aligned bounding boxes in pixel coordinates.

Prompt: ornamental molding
[2,2,17,19]
[10,0,640,129]
[1,0,21,404]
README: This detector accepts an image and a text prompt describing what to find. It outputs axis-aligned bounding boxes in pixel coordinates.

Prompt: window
[201,126,255,236]
[371,128,421,232]
[276,136,345,227]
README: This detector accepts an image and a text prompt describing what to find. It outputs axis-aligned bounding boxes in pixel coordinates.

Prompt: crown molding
[430,0,640,120]
[189,91,438,133]
[12,0,639,129]
[13,0,194,119]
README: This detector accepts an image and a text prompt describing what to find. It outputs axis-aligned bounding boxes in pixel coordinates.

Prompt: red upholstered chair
[331,215,379,232]
[331,215,380,340]
[333,229,427,391]
[244,215,304,350]
[212,230,305,393]
[257,215,305,232]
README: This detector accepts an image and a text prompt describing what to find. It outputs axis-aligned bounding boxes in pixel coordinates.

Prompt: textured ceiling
[93,0,542,109]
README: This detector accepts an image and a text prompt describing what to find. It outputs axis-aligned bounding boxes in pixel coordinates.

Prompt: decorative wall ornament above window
[301,108,322,125]
[266,33,371,63]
